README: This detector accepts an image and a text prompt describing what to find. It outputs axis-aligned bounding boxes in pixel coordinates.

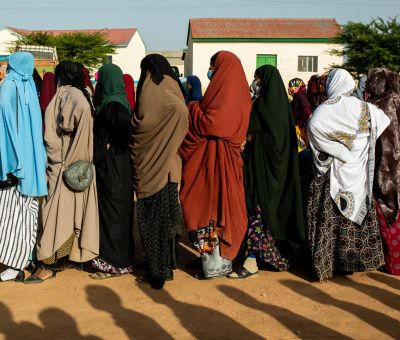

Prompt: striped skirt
[0,186,39,270]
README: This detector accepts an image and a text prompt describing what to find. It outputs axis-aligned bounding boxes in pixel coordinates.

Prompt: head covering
[0,52,47,196]
[326,68,355,98]
[244,65,305,241]
[82,66,94,93]
[352,75,367,101]
[55,61,93,114]
[308,68,390,224]
[131,71,188,199]
[136,54,186,109]
[307,74,328,111]
[288,78,305,96]
[39,72,56,113]
[123,74,136,111]
[32,68,43,96]
[186,75,202,102]
[179,51,252,260]
[366,68,400,226]
[95,63,131,116]
[55,61,84,87]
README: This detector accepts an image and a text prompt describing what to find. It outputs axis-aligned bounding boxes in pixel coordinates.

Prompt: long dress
[0,52,47,271]
[367,68,400,275]
[132,73,188,289]
[37,86,99,263]
[92,102,134,273]
[180,51,251,276]
[242,65,304,271]
[307,69,389,281]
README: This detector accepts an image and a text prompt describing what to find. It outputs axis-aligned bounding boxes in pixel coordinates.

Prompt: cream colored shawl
[37,85,99,262]
[131,74,188,199]
[308,69,390,225]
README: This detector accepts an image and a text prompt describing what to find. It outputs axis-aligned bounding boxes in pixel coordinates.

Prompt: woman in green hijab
[90,63,135,279]
[229,65,305,278]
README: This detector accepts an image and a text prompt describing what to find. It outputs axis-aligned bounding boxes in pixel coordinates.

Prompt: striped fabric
[0,186,39,270]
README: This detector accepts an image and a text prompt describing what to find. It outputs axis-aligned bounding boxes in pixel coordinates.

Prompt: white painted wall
[109,31,146,80]
[184,37,194,77]
[187,37,343,91]
[0,28,19,56]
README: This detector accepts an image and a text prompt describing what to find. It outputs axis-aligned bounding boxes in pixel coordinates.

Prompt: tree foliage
[331,17,400,75]
[16,31,116,70]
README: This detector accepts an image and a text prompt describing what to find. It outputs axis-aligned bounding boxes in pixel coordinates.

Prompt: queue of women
[0,50,399,290]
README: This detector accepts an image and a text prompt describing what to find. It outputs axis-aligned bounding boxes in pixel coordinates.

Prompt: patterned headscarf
[288,78,305,96]
[367,68,400,225]
[307,73,328,111]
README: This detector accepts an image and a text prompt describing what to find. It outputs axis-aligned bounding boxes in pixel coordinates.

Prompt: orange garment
[179,51,252,260]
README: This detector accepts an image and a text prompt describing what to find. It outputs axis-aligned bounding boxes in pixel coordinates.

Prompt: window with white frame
[298,56,318,72]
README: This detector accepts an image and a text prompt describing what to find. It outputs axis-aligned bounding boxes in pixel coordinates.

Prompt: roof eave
[192,37,335,43]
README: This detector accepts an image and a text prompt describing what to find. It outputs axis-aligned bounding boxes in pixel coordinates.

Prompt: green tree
[331,17,400,75]
[16,31,116,70]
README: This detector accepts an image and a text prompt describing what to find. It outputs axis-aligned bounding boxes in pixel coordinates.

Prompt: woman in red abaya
[180,51,252,279]
[39,72,56,115]
[123,74,136,111]
[82,66,94,95]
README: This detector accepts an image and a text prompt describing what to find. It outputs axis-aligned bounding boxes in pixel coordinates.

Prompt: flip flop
[24,269,56,284]
[228,266,258,279]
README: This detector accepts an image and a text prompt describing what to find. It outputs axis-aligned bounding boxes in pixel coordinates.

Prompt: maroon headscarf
[307,73,328,111]
[123,74,136,111]
[39,72,56,114]
[82,66,94,93]
[366,68,400,225]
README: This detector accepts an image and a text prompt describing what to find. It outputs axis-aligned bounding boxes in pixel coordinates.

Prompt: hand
[240,140,247,152]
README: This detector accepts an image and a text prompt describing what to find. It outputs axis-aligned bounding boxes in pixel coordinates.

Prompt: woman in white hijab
[307,68,390,281]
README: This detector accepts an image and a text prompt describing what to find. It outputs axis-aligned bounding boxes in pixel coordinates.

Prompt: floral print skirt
[246,206,289,272]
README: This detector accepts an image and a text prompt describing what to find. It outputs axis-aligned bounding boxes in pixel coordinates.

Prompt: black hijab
[243,65,305,241]
[55,61,93,113]
[136,54,186,110]
[32,68,43,95]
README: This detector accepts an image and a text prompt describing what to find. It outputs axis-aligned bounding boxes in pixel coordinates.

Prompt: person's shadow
[39,308,102,339]
[367,272,400,291]
[86,285,173,339]
[0,302,45,340]
[280,279,400,339]
[137,283,264,339]
[337,276,400,312]
[217,284,351,339]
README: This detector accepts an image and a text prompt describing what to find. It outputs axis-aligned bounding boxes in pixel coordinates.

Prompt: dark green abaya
[243,65,305,241]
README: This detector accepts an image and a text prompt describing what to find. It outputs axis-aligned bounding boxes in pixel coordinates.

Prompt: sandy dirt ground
[0,233,399,340]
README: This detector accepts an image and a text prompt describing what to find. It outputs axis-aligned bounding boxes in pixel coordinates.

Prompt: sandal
[0,270,25,283]
[24,269,56,284]
[89,272,122,280]
[227,266,258,279]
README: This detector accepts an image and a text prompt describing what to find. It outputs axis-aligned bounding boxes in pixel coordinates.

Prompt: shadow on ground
[280,278,400,339]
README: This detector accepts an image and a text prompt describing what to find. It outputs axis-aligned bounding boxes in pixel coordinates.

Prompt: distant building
[185,18,343,88]
[146,50,185,77]
[0,27,145,78]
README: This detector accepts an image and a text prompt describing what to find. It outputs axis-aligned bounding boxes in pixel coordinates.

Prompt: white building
[0,27,19,60]
[1,27,146,79]
[185,18,343,89]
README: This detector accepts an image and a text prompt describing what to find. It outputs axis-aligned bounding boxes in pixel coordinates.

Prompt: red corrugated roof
[189,18,340,39]
[8,27,137,45]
